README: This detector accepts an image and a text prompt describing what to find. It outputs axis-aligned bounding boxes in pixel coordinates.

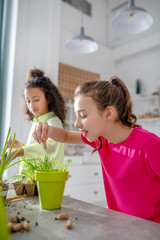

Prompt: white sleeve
[23,139,58,159]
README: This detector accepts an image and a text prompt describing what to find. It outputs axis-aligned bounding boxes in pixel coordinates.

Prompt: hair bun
[27,67,44,79]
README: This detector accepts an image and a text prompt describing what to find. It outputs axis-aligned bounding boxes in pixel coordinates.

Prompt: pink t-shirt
[81,126,160,223]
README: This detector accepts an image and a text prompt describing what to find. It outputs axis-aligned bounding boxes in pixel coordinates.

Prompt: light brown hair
[74,76,139,152]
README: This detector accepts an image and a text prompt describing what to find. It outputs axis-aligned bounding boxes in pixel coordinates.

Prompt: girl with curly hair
[8,67,66,163]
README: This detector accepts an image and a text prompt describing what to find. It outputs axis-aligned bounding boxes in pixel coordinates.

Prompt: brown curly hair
[74,76,139,152]
[22,67,66,123]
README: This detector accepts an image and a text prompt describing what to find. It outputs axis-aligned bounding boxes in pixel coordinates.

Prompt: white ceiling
[105,0,160,48]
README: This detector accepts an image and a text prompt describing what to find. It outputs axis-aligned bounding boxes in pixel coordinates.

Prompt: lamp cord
[128,0,135,7]
[80,0,84,27]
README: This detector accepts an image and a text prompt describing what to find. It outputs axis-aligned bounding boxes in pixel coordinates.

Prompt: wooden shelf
[138,117,160,122]
[133,95,158,101]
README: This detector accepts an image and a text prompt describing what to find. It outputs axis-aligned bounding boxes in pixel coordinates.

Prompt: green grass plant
[0,127,24,187]
[14,154,74,183]
[38,154,73,172]
[17,158,40,183]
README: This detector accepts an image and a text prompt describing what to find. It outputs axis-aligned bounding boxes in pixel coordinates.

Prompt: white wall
[6,0,62,177]
[112,33,160,98]
[4,0,115,178]
[4,0,160,140]
[3,0,160,177]
[7,0,115,145]
[59,0,114,78]
[9,0,62,143]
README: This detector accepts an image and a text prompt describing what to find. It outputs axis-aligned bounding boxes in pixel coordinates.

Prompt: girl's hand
[8,139,23,149]
[0,148,24,164]
[32,121,49,144]
[33,121,81,144]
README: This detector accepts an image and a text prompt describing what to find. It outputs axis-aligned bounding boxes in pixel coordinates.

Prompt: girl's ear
[105,106,114,120]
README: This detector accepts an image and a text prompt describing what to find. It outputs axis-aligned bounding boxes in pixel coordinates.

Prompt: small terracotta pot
[24,181,37,196]
[12,181,25,195]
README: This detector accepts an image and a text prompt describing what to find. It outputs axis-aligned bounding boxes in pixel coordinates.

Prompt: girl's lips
[32,109,38,113]
[80,130,88,136]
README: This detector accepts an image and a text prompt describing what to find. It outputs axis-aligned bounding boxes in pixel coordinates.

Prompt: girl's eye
[81,115,87,118]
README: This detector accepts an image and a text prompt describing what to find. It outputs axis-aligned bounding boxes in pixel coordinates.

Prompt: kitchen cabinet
[133,95,160,136]
[64,160,106,203]
[133,95,160,118]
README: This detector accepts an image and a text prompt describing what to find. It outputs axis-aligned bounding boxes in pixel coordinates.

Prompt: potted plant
[12,177,26,195]
[13,157,40,196]
[0,127,24,199]
[35,155,72,210]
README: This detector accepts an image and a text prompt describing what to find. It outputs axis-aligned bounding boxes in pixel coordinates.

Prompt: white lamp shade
[65,27,98,54]
[111,5,153,34]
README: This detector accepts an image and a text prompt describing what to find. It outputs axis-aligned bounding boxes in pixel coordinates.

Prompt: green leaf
[0,127,24,179]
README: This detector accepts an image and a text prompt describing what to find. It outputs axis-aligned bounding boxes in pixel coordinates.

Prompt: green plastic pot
[0,190,10,240]
[35,170,68,210]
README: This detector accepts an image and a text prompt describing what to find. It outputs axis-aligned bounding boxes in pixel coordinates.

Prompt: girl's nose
[30,101,35,109]
[74,118,81,129]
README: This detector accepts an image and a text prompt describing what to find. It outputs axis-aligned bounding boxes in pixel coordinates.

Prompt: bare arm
[0,148,24,165]
[32,121,84,145]
[10,148,24,159]
[8,139,24,149]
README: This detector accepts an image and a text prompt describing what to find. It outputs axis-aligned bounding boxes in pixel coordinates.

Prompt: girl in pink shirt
[33,76,160,223]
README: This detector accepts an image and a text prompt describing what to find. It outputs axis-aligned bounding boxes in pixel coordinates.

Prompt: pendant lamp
[65,1,98,54]
[111,0,153,34]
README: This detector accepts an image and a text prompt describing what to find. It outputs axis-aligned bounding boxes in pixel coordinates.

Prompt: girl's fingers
[37,122,43,143]
[7,139,12,147]
[32,122,49,144]
[41,122,48,141]
[32,123,41,143]
[7,139,22,148]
